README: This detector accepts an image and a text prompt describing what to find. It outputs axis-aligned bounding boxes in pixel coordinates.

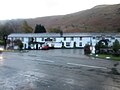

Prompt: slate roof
[8,33,120,38]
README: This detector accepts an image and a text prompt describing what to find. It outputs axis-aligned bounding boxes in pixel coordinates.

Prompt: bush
[112,39,120,52]
[0,40,4,45]
[99,49,108,54]
[112,39,120,57]
[13,39,23,50]
[112,51,120,57]
[18,42,23,50]
[84,44,91,54]
[95,39,109,54]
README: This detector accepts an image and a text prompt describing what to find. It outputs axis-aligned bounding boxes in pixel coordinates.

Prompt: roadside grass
[92,54,120,61]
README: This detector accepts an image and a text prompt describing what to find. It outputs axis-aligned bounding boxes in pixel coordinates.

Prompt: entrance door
[36,44,38,50]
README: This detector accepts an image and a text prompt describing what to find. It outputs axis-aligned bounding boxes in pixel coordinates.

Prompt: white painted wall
[55,37,63,42]
[8,34,120,49]
[54,42,62,48]
[36,38,41,42]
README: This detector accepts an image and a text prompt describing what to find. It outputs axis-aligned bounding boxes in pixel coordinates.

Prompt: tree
[0,23,14,39]
[34,24,46,33]
[98,40,108,48]
[95,43,100,54]
[112,39,120,52]
[112,39,120,56]
[84,44,91,55]
[18,42,23,50]
[95,39,109,54]
[0,40,4,45]
[7,20,22,33]
[21,21,33,33]
[14,39,23,50]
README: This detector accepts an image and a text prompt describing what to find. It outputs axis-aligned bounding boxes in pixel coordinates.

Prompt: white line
[43,60,54,63]
[36,59,54,63]
[67,63,107,69]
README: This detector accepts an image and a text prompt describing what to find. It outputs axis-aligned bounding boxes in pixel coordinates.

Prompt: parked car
[41,45,49,50]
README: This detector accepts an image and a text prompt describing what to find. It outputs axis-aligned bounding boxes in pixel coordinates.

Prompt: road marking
[36,59,54,63]
[43,60,54,63]
[67,63,107,69]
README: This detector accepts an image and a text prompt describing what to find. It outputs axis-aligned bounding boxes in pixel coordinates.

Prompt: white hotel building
[7,33,120,50]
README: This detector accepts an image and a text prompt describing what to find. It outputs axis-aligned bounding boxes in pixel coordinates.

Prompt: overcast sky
[0,0,119,20]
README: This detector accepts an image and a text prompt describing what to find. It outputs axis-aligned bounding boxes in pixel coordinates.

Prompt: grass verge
[92,54,120,61]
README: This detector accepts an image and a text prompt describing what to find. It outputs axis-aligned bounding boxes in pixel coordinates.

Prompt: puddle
[108,68,120,75]
[87,69,107,73]
[64,78,75,84]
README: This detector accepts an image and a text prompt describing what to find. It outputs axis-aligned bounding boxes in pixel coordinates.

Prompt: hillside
[1,4,120,33]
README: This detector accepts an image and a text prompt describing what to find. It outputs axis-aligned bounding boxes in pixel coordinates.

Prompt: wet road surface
[0,49,120,90]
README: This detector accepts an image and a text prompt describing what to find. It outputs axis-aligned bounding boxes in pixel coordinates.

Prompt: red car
[41,45,49,50]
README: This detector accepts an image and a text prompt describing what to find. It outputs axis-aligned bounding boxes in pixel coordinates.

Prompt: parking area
[0,49,120,90]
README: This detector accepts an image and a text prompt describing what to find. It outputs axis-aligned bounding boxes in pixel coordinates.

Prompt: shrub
[13,39,23,50]
[84,44,91,55]
[112,39,120,52]
[112,51,120,57]
[0,40,4,45]
[18,42,23,50]
[112,39,120,56]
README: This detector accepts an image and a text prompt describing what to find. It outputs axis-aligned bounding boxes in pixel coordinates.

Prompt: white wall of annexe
[7,33,120,49]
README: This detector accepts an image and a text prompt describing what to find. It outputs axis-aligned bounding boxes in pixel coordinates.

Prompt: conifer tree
[34,24,46,33]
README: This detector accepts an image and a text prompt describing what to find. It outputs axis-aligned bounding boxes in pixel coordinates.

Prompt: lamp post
[3,35,8,50]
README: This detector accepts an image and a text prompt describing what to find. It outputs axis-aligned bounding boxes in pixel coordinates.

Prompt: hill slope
[1,4,120,33]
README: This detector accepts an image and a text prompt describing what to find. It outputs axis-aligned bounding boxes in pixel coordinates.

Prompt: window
[54,38,56,41]
[34,37,36,42]
[80,37,82,40]
[66,42,70,46]
[71,37,74,41]
[79,42,82,46]
[29,37,33,42]
[36,38,40,42]
[96,36,100,40]
[64,37,66,41]
[111,36,115,39]
[42,38,44,41]
[31,37,34,42]
[45,38,53,41]
[21,37,24,42]
[93,37,96,39]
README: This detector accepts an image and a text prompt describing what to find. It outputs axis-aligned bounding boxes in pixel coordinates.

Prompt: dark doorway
[36,44,38,50]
